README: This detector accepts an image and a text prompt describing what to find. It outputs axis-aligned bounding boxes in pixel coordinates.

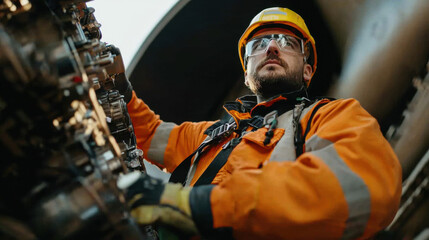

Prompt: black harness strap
[170,115,264,185]
[169,148,200,184]
[295,100,331,158]
[193,116,263,186]
[169,117,236,184]
[194,140,237,186]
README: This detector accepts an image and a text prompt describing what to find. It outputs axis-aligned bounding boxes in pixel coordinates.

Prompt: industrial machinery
[0,1,152,239]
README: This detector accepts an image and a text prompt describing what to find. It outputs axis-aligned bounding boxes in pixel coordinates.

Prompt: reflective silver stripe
[184,136,210,187]
[184,153,198,187]
[268,110,295,161]
[265,10,287,16]
[146,122,176,165]
[269,102,317,162]
[306,135,371,239]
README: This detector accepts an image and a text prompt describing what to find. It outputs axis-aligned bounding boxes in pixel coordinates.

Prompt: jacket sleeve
[190,98,402,239]
[127,91,214,172]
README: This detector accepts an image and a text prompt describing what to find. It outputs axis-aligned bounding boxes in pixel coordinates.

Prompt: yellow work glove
[119,172,198,236]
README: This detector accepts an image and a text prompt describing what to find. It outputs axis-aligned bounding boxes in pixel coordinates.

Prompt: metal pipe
[329,0,429,120]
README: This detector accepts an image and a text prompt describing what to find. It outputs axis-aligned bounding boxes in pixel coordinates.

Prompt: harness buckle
[263,110,278,127]
[210,121,236,141]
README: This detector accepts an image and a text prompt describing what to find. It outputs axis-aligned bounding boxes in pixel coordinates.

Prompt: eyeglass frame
[244,33,308,66]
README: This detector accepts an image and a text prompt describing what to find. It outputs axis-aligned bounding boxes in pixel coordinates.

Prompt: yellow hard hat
[238,7,317,85]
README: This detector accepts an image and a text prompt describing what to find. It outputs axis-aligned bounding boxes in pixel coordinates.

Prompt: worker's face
[244,28,312,99]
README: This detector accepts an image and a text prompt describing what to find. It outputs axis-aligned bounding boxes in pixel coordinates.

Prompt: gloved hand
[118,172,198,235]
[108,45,133,103]
[114,72,133,103]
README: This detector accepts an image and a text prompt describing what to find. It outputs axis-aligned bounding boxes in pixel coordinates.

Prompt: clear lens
[245,34,304,57]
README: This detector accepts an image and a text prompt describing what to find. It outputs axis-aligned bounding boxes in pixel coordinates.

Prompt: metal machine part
[0,0,151,239]
[386,63,429,179]
[386,149,429,238]
[97,89,144,170]
[383,63,429,238]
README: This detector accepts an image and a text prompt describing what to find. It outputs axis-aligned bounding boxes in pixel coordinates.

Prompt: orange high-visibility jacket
[127,90,402,240]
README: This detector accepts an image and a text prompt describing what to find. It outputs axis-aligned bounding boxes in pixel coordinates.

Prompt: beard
[249,57,304,100]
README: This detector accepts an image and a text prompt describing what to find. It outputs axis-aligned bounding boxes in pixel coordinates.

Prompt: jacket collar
[223,87,309,122]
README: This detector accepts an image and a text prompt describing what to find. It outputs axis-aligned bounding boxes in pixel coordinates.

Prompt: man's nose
[266,40,280,55]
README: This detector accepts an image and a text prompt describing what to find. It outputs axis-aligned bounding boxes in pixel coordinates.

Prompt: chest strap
[170,98,331,185]
[169,118,237,185]
[194,137,240,186]
[193,116,264,186]
[169,116,263,185]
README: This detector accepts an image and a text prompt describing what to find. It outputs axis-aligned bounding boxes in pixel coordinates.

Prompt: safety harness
[169,97,331,186]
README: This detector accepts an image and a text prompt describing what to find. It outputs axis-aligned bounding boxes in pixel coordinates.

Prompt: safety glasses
[245,34,305,58]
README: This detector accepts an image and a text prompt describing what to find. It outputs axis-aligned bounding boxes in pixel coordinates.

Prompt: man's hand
[114,72,133,103]
[118,172,198,235]
[107,45,133,103]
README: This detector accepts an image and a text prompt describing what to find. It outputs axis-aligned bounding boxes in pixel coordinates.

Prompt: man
[116,7,402,239]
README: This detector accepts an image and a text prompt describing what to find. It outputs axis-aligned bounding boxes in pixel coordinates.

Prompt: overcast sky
[86,0,178,68]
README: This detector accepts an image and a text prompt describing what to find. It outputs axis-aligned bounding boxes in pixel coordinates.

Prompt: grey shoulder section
[146,121,176,165]
[268,101,318,162]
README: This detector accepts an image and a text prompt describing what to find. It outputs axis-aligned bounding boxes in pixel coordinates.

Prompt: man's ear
[244,71,249,87]
[303,63,312,85]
